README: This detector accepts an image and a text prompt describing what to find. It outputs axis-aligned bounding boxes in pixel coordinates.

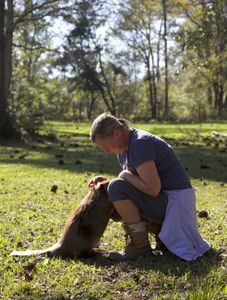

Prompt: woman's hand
[118,161,161,197]
[88,175,107,187]
[118,170,132,180]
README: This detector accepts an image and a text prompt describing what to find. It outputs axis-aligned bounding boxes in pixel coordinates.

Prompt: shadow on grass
[0,142,120,176]
[0,140,226,182]
[77,248,222,277]
[176,145,227,183]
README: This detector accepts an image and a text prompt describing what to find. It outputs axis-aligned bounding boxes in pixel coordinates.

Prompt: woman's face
[94,129,128,154]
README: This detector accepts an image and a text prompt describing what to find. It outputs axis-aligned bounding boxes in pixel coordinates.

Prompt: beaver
[10,179,114,258]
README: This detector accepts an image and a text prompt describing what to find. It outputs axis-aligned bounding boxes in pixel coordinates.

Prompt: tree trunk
[213,2,224,117]
[207,86,212,105]
[162,0,169,118]
[146,58,155,118]
[0,0,9,137]
[151,48,157,118]
[95,78,116,115]
[213,80,224,116]
[5,0,13,100]
[86,90,96,120]
[0,0,6,116]
[156,20,163,83]
[0,0,16,138]
[97,51,116,115]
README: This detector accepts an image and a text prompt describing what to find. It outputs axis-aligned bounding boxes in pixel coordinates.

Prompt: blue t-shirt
[117,128,192,190]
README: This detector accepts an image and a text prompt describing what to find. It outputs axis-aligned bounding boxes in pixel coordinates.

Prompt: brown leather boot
[146,221,162,235]
[146,221,168,252]
[109,221,152,260]
[123,221,152,259]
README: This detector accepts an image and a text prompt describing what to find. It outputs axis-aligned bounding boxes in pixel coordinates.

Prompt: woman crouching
[88,113,210,262]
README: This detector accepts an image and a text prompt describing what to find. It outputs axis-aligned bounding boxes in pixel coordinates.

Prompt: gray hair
[90,113,130,142]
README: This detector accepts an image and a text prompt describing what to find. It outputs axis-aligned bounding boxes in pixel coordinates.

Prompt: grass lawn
[0,120,226,300]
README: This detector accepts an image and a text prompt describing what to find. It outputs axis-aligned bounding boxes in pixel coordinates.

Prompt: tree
[176,0,226,117]
[162,0,169,117]
[11,1,57,133]
[114,0,162,118]
[0,0,6,125]
[0,0,15,138]
[0,0,62,138]
[112,0,176,119]
[57,0,119,116]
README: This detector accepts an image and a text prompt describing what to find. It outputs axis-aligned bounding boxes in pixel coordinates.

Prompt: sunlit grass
[0,121,226,299]
[42,119,227,139]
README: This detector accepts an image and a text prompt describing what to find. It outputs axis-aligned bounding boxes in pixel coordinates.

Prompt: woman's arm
[118,160,161,197]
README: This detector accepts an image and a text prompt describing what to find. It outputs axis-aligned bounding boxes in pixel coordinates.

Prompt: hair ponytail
[90,113,130,142]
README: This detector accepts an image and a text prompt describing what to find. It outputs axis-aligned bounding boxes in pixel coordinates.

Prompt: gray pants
[107,178,168,224]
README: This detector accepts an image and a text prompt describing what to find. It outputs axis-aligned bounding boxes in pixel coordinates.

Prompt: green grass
[0,121,226,300]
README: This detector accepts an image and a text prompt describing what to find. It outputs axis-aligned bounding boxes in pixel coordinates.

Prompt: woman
[88,113,210,261]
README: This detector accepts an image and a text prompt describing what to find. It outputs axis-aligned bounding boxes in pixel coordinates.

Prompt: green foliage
[9,77,44,134]
[0,121,226,299]
[1,0,227,140]
[174,0,226,117]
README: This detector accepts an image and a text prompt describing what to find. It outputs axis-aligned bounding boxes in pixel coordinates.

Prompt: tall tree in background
[162,0,169,117]
[12,0,57,132]
[114,0,174,119]
[0,0,6,132]
[176,0,226,117]
[0,0,15,138]
[57,0,117,116]
[0,0,226,132]
[0,0,61,138]
[115,0,161,118]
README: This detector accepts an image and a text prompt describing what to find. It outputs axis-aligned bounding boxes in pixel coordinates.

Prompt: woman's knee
[107,178,130,201]
[108,178,127,194]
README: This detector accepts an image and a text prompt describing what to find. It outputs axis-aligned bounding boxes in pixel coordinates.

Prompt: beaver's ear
[96,180,109,191]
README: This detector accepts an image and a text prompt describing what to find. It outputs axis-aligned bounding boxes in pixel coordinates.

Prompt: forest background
[0,2,226,298]
[0,0,226,139]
